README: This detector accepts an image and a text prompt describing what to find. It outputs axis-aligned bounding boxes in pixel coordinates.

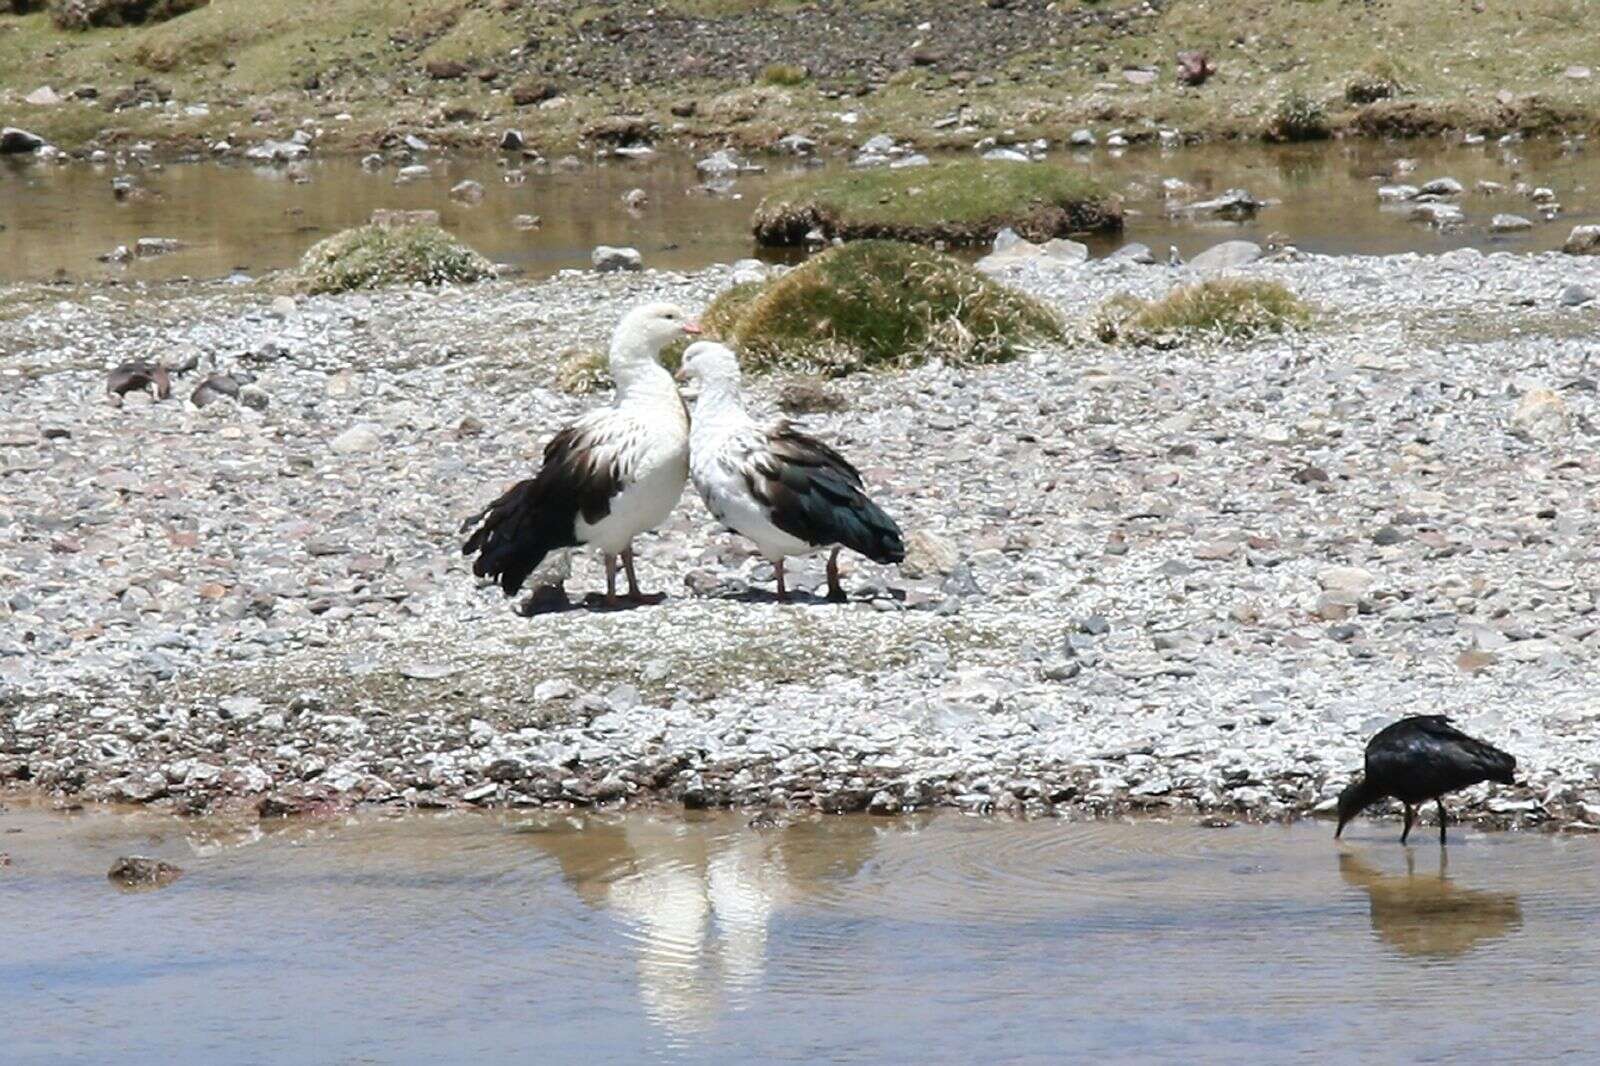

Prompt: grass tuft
[1097,279,1311,344]
[759,62,807,86]
[752,160,1120,247]
[1264,89,1331,143]
[293,223,496,295]
[712,240,1064,375]
[1345,56,1410,104]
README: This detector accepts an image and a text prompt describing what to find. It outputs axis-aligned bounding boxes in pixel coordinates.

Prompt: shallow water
[4,801,1597,1064]
[1,139,1596,284]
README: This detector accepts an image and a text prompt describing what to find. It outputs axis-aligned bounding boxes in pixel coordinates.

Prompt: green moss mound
[1097,279,1312,344]
[715,240,1064,375]
[294,223,496,295]
[752,161,1121,247]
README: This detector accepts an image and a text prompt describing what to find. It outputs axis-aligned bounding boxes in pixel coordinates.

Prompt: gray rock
[899,530,960,578]
[1491,214,1534,233]
[775,133,817,156]
[1564,225,1600,255]
[1069,128,1096,147]
[450,180,485,204]
[1186,240,1262,274]
[591,246,643,273]
[330,425,382,455]
[1179,188,1265,220]
[1511,388,1569,439]
[395,164,431,183]
[982,147,1030,162]
[1418,177,1464,197]
[1560,284,1596,307]
[1,127,48,154]
[108,856,182,889]
[1410,203,1464,227]
[1108,242,1155,264]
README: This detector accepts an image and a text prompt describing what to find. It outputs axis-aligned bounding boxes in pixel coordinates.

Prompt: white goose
[677,341,905,601]
[462,302,699,607]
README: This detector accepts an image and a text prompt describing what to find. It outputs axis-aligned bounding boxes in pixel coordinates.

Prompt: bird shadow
[514,590,671,617]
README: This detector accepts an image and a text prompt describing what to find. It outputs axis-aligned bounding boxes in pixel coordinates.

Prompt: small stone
[1491,214,1534,233]
[330,425,382,455]
[450,180,485,204]
[1372,525,1407,546]
[1563,225,1600,255]
[1318,566,1374,594]
[1511,388,1569,439]
[0,127,48,154]
[1418,177,1464,196]
[108,856,182,889]
[1078,614,1110,636]
[1069,128,1096,147]
[591,245,642,273]
[535,678,577,701]
[1559,284,1595,307]
[899,530,960,578]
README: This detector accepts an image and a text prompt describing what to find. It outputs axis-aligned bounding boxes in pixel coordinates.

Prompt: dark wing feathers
[750,424,905,564]
[1366,715,1517,801]
[461,424,622,596]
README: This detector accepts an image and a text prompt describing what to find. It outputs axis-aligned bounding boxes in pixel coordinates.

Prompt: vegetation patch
[752,161,1120,248]
[293,223,496,295]
[1345,56,1409,105]
[707,240,1064,375]
[1096,279,1311,345]
[1264,89,1331,143]
[758,62,807,86]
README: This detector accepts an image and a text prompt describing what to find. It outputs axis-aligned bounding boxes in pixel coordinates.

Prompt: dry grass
[713,240,1064,375]
[1097,279,1311,344]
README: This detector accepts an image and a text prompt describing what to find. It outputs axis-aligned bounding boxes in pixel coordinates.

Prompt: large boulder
[50,0,208,29]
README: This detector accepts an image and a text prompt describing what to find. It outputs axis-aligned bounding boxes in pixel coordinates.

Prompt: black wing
[1366,715,1516,801]
[460,421,622,595]
[744,422,905,564]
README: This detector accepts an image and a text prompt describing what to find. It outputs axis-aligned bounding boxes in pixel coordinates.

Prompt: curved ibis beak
[683,320,703,336]
[674,366,690,383]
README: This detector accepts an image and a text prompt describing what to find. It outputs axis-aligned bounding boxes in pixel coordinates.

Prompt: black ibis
[1335,715,1516,845]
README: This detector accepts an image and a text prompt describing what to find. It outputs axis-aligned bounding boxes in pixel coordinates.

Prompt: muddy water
[1,140,1597,284]
[4,803,1598,1064]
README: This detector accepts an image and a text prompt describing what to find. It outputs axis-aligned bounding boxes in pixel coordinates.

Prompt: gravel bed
[2,249,1599,830]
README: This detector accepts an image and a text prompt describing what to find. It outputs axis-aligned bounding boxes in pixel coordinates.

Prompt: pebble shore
[2,247,1598,829]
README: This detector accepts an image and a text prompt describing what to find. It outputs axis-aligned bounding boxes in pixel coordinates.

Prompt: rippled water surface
[4,803,1598,1064]
[2,140,1598,283]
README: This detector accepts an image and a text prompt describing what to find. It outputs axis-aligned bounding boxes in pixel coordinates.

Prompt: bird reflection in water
[1339,850,1522,959]
[520,815,880,1035]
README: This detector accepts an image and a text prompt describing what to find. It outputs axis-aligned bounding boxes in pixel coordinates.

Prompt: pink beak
[683,321,703,336]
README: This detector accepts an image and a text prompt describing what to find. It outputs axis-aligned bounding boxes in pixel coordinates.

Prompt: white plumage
[461,302,699,606]
[678,342,905,601]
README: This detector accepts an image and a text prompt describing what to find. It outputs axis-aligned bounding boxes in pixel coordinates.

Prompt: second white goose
[677,341,904,601]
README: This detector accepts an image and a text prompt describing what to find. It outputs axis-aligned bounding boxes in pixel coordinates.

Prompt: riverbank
[3,244,1598,828]
[2,0,1599,161]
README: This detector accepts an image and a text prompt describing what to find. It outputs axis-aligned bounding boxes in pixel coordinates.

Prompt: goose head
[612,302,701,367]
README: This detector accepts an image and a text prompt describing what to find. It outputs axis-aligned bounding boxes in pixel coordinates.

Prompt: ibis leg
[775,559,789,602]
[1437,798,1449,846]
[826,547,847,602]
[604,553,619,607]
[1400,804,1415,845]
